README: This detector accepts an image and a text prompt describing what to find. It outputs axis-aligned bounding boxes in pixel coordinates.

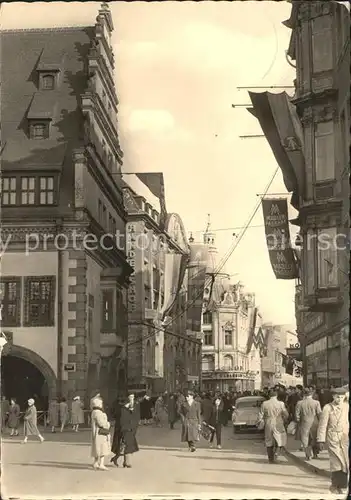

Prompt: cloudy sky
[1,1,298,326]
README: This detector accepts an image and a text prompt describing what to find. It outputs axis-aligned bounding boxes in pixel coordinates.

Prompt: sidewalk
[284,435,330,478]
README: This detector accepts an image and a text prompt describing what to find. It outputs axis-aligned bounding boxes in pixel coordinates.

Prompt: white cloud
[127,109,175,132]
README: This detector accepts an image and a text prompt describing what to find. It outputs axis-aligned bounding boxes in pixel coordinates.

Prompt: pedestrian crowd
[2,382,348,494]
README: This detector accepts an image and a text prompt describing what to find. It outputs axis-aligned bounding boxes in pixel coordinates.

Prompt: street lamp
[0,332,8,476]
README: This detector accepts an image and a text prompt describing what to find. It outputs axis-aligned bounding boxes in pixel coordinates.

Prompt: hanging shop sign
[262,198,298,279]
[126,223,137,313]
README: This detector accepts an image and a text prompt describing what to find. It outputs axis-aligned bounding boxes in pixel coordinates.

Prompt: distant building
[261,324,303,387]
[197,227,262,392]
[0,4,131,408]
[122,177,201,395]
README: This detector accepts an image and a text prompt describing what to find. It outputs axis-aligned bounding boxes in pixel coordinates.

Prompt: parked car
[232,395,265,433]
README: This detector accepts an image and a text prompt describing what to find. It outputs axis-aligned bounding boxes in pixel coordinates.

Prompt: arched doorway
[2,350,56,411]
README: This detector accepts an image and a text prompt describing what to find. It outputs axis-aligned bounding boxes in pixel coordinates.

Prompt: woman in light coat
[59,397,69,433]
[258,389,289,463]
[8,398,20,436]
[316,387,349,494]
[23,398,44,443]
[91,397,111,470]
[71,396,85,432]
[48,398,60,432]
[154,396,167,427]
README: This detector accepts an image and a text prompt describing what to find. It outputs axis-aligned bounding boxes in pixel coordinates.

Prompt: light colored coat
[59,401,69,425]
[91,408,111,458]
[71,400,84,425]
[259,396,288,447]
[317,401,349,473]
[295,396,322,448]
[24,405,40,436]
[48,400,60,427]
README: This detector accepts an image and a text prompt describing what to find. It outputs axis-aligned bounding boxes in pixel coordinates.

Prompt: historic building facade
[0,4,131,408]
[250,2,349,388]
[123,178,201,395]
[198,229,263,392]
[285,1,350,387]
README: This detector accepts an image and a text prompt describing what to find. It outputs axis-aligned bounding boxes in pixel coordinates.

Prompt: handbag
[287,420,297,435]
[98,427,110,436]
[257,419,265,431]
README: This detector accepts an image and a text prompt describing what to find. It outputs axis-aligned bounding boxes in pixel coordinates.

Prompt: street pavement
[2,422,333,499]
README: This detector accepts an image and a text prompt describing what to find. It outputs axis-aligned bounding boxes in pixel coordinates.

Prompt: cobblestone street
[2,424,331,499]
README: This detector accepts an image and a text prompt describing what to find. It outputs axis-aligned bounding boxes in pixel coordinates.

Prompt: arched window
[41,74,55,90]
[223,355,233,370]
[202,355,214,372]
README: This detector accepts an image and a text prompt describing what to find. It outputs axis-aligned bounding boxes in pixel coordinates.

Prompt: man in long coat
[317,387,349,494]
[295,387,322,460]
[258,389,289,463]
[180,391,201,452]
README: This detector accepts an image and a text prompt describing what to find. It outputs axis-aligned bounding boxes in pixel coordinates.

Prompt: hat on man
[28,398,35,406]
[73,396,80,401]
[331,387,347,395]
[303,387,313,396]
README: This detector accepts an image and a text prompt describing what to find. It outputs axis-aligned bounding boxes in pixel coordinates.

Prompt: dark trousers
[266,446,275,463]
[187,440,195,449]
[331,471,348,489]
[210,424,222,445]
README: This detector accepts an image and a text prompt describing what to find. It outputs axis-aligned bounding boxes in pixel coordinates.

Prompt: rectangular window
[144,285,151,308]
[312,16,332,72]
[1,177,17,205]
[204,331,213,345]
[21,177,36,205]
[203,311,212,325]
[317,228,338,288]
[29,121,50,140]
[98,200,104,224]
[314,121,335,181]
[101,289,114,331]
[224,329,232,346]
[305,230,315,295]
[0,277,21,326]
[24,276,55,326]
[39,176,54,205]
[41,74,55,90]
[153,291,159,310]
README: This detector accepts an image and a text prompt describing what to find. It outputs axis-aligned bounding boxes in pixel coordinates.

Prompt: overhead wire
[127,166,280,348]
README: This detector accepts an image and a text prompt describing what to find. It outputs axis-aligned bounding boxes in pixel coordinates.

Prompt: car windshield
[236,399,263,408]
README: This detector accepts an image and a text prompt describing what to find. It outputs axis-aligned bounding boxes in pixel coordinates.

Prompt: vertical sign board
[186,245,208,332]
[261,198,298,279]
[126,222,142,382]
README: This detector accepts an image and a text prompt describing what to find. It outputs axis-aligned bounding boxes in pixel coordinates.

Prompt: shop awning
[248,91,305,209]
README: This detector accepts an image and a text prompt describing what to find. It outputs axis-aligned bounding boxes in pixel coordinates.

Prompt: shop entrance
[1,355,49,410]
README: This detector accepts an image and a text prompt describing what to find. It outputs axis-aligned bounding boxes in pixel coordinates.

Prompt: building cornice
[83,146,126,221]
[81,92,123,161]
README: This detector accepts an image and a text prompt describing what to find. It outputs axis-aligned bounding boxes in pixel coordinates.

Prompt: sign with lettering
[64,363,75,371]
[303,313,324,334]
[126,223,137,313]
[262,198,298,279]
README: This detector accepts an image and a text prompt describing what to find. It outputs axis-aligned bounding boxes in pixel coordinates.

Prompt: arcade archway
[1,345,57,410]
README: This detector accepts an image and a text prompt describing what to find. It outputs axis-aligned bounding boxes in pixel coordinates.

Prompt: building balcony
[100,332,124,358]
[303,287,344,312]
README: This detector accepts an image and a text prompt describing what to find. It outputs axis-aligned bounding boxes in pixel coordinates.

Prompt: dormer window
[29,120,50,140]
[38,72,57,91]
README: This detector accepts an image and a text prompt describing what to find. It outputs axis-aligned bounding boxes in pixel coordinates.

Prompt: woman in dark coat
[110,398,122,466]
[110,393,140,468]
